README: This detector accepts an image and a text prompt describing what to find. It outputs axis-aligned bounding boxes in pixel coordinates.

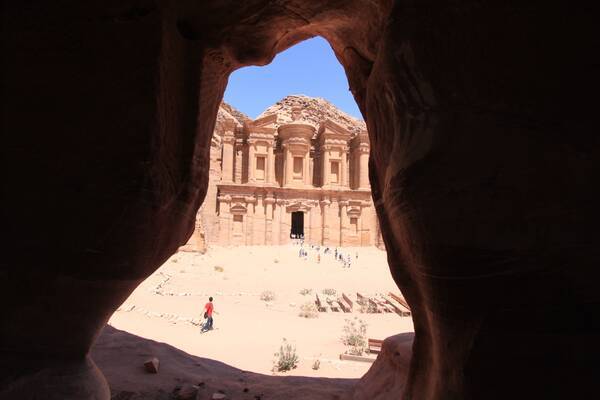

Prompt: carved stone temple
[183,98,383,250]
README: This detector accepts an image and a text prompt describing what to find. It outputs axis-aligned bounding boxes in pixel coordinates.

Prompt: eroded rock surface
[2,1,598,399]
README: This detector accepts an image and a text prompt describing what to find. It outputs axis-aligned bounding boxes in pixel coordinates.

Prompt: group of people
[295,241,358,268]
[200,242,360,334]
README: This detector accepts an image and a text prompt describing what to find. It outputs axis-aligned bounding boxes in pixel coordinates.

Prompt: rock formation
[182,96,381,251]
[2,1,598,399]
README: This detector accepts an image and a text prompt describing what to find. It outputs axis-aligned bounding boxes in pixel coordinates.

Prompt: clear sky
[223,36,363,120]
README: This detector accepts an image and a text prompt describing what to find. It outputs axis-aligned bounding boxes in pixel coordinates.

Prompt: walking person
[201,296,215,332]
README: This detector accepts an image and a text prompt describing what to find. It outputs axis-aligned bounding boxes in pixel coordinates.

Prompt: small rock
[144,357,159,373]
[212,393,227,400]
[243,388,249,393]
[176,384,198,400]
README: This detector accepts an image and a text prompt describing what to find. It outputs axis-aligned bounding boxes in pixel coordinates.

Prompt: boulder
[143,358,159,374]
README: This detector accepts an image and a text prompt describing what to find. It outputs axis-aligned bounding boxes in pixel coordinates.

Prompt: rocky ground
[93,244,413,399]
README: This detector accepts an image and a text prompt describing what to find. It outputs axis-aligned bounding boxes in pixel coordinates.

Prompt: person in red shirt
[201,297,215,332]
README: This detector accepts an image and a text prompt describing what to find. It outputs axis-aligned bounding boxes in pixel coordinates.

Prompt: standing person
[317,253,321,264]
[201,297,215,332]
[347,254,352,268]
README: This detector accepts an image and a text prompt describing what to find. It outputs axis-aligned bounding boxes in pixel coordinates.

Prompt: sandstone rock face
[257,95,366,134]
[2,1,598,400]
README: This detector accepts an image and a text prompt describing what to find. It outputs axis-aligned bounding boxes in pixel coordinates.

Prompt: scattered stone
[143,357,159,373]
[176,384,198,399]
[212,393,227,400]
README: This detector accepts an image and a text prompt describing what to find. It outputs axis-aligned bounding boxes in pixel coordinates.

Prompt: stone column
[285,147,293,187]
[320,197,330,245]
[309,155,314,186]
[244,196,256,246]
[341,149,347,187]
[278,200,287,244]
[322,147,330,186]
[221,135,234,183]
[248,142,255,182]
[267,144,275,184]
[339,200,348,246]
[234,146,243,183]
[217,195,231,245]
[303,153,310,185]
[309,203,318,244]
[264,195,275,244]
[272,200,281,245]
[359,148,369,189]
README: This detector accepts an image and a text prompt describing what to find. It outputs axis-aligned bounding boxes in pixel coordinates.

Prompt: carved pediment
[230,203,247,214]
[286,200,314,213]
[347,206,362,217]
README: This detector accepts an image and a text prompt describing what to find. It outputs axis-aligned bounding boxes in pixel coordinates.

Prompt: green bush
[321,288,336,296]
[299,288,312,296]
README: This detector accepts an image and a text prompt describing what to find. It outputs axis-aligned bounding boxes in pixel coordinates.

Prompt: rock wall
[2,1,598,399]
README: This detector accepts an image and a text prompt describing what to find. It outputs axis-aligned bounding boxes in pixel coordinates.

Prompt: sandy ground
[107,244,414,380]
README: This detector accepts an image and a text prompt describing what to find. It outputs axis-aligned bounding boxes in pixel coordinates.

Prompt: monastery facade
[183,103,382,250]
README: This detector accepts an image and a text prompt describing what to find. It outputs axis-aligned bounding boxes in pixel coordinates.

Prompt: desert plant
[214,266,224,272]
[298,301,319,318]
[341,318,368,355]
[260,290,276,302]
[273,338,299,372]
[312,359,321,370]
[299,288,312,296]
[322,288,336,296]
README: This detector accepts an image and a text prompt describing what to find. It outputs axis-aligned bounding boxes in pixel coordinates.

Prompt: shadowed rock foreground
[2,1,598,399]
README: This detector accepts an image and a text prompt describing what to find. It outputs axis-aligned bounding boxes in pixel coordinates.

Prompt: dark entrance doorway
[291,211,304,238]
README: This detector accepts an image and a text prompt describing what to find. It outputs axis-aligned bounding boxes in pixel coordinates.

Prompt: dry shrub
[298,301,319,318]
[341,318,368,355]
[273,338,299,372]
[260,290,276,302]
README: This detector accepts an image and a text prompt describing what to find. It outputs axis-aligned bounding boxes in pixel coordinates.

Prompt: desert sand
[97,244,413,397]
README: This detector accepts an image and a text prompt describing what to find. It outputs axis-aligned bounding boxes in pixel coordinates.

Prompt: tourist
[201,297,215,332]
[335,248,338,258]
[317,253,321,263]
[347,254,352,268]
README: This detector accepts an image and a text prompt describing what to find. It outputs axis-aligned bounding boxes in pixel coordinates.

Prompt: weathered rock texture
[1,1,598,399]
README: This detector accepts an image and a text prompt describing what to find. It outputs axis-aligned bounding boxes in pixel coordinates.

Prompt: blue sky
[223,36,362,120]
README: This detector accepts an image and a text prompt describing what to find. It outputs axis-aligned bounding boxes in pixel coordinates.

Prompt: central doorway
[291,211,304,238]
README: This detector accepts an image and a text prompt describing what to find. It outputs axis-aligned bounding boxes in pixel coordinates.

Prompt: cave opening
[106,36,412,385]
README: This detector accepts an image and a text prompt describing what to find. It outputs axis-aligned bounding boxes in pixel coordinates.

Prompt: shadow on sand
[92,325,358,400]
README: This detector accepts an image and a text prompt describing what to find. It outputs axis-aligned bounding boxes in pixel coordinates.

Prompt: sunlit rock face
[2,1,597,399]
